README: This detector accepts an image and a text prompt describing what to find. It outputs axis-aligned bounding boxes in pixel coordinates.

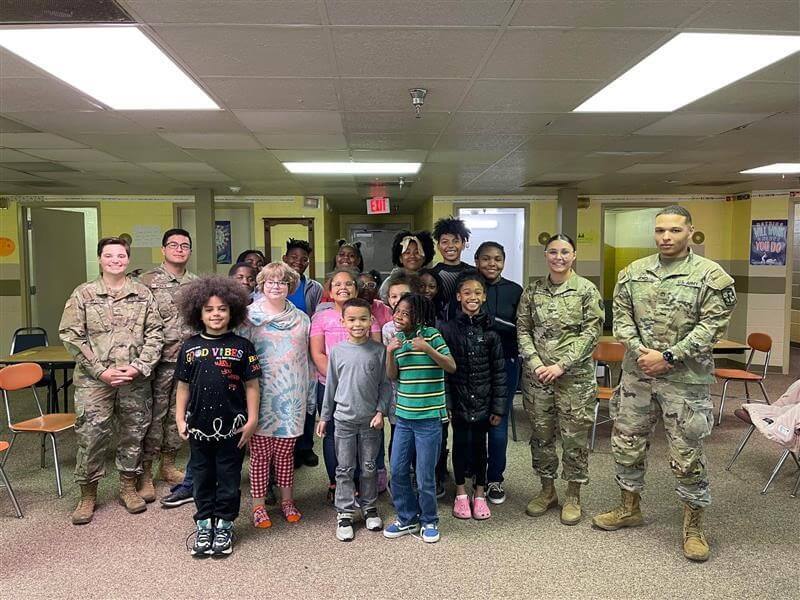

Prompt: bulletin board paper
[132,225,163,248]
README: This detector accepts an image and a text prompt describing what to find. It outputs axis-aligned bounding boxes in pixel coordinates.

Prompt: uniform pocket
[681,396,713,441]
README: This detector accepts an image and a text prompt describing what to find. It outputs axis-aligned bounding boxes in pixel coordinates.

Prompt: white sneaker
[364,509,383,531]
[336,513,354,542]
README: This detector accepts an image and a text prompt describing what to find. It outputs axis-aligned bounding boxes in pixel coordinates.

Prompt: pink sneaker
[472,496,491,520]
[453,494,471,519]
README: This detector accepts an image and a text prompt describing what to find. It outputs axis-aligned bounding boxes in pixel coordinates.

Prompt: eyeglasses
[264,280,289,288]
[362,282,377,289]
[165,242,191,251]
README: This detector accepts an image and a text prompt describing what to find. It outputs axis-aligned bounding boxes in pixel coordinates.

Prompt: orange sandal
[281,500,302,523]
[253,505,272,528]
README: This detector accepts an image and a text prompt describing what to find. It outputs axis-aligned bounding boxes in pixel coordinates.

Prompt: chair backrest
[744,332,772,379]
[10,327,49,354]
[593,341,626,363]
[0,363,46,426]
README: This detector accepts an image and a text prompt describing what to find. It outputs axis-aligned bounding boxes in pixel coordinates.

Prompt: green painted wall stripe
[0,279,20,296]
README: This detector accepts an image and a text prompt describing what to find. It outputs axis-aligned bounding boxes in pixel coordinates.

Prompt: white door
[457,208,526,285]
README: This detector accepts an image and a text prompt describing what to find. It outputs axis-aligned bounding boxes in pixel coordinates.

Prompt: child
[316,298,392,541]
[438,272,507,520]
[418,268,444,319]
[174,276,261,557]
[229,262,257,295]
[431,216,472,308]
[384,293,455,544]
[377,230,435,299]
[359,270,393,328]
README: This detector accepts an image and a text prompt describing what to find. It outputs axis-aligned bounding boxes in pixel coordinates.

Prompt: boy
[317,298,392,541]
[174,276,261,557]
[431,216,473,309]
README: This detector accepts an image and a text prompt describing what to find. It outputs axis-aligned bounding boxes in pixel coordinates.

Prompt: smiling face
[545,239,576,277]
[457,279,485,316]
[392,298,414,333]
[162,234,191,268]
[201,295,231,335]
[419,273,438,301]
[400,240,424,272]
[262,275,289,301]
[437,233,464,265]
[243,252,265,271]
[476,245,504,282]
[99,243,130,277]
[283,247,310,275]
[231,266,256,292]
[358,273,378,303]
[387,283,411,310]
[654,213,693,259]
[342,305,373,341]
[329,271,358,306]
[335,246,359,269]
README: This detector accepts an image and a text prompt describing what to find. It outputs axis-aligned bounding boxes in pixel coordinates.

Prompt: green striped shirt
[393,326,451,420]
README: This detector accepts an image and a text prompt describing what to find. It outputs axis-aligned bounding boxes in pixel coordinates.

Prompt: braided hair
[394,292,436,329]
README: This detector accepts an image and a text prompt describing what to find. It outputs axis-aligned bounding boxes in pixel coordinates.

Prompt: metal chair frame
[0,442,23,518]
[726,423,800,496]
[715,333,771,425]
[590,341,625,451]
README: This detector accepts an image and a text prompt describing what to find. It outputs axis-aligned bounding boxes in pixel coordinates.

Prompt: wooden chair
[0,363,76,498]
[591,341,625,450]
[713,332,771,425]
[0,440,23,518]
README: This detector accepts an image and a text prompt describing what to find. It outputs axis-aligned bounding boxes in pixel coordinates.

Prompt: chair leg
[590,400,600,451]
[40,434,46,469]
[726,424,755,471]
[48,433,63,498]
[791,468,800,499]
[757,381,770,405]
[761,450,791,495]
[744,380,750,400]
[0,465,23,518]
[0,433,15,467]
[509,397,517,443]
[717,379,731,425]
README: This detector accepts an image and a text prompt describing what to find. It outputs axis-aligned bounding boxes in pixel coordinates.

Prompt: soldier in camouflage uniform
[59,237,163,524]
[592,206,737,563]
[137,228,198,501]
[518,234,604,526]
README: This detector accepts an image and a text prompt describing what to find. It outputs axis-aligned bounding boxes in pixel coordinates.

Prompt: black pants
[189,436,245,522]
[452,419,490,488]
[295,410,316,452]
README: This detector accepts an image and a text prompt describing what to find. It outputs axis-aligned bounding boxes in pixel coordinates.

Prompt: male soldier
[137,228,198,502]
[592,205,737,562]
[60,237,163,524]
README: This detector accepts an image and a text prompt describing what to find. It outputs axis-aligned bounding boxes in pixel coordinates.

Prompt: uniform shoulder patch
[705,267,735,291]
[721,286,737,307]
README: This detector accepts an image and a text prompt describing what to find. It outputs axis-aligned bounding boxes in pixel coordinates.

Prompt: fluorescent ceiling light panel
[574,33,800,113]
[0,26,219,110]
[283,162,421,175]
[740,163,800,174]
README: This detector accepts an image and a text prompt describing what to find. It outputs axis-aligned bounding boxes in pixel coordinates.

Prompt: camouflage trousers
[142,362,182,461]
[521,362,597,483]
[73,376,152,485]
[611,371,713,508]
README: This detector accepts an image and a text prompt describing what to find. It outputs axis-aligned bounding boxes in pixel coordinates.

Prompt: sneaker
[212,519,234,556]
[421,522,440,543]
[383,519,420,539]
[436,479,446,499]
[191,519,214,557]
[452,494,471,519]
[472,496,491,520]
[336,513,354,541]
[252,505,272,529]
[281,500,302,523]
[377,468,388,494]
[364,509,383,531]
[161,485,193,508]
[486,482,506,505]
[326,484,336,505]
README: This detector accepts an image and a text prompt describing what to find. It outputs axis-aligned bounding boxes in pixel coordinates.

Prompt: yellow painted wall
[0,199,20,264]
[416,198,433,231]
[323,199,340,276]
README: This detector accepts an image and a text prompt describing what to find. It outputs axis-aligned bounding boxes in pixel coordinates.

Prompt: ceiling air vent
[0,0,134,24]
[520,180,573,188]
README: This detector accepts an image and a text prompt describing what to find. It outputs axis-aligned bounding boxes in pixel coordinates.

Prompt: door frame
[18,200,102,327]
[263,218,316,279]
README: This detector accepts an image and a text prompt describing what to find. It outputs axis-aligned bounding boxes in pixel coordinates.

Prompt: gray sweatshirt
[320,339,392,424]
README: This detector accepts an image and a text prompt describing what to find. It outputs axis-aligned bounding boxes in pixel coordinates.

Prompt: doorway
[456,207,526,286]
[263,218,316,279]
[349,221,413,277]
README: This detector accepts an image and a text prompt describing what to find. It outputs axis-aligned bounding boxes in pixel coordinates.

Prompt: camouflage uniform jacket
[613,250,736,384]
[59,276,164,381]
[517,272,604,373]
[138,264,198,363]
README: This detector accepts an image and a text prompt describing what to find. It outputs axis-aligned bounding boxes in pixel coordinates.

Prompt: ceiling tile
[0,166,46,181]
[350,149,428,162]
[126,1,321,24]
[157,132,261,150]
[185,149,285,179]
[445,112,555,134]
[746,55,800,83]
[462,80,601,112]
[234,110,343,133]
[24,148,123,162]
[543,114,663,135]
[0,148,43,162]
[327,1,513,26]
[153,26,335,77]
[268,149,351,161]
[256,133,348,150]
[170,172,234,182]
[686,0,800,31]
[343,111,450,134]
[333,29,497,78]
[481,29,669,79]
[4,110,142,134]
[0,48,43,78]
[339,79,469,112]
[0,116,38,133]
[66,133,195,162]
[511,0,709,27]
[0,132,85,148]
[119,110,248,132]
[684,81,800,113]
[347,133,438,150]
[140,162,221,174]
[634,113,772,136]
[531,172,604,182]
[0,161,71,172]
[434,133,527,152]
[617,163,701,174]
[427,150,505,164]
[202,77,340,110]
[0,78,98,112]
[527,134,627,152]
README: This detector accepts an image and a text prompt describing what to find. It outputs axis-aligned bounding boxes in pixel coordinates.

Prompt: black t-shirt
[174,331,261,441]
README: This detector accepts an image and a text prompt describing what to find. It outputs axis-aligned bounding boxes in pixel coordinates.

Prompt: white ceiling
[0,0,798,211]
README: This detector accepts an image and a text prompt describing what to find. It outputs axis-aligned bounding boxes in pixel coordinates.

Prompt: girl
[174,276,260,557]
[438,272,507,520]
[418,267,445,321]
[517,234,604,526]
[377,230,435,300]
[238,262,315,529]
[331,239,364,273]
[359,270,392,328]
[310,268,381,501]
[474,241,523,505]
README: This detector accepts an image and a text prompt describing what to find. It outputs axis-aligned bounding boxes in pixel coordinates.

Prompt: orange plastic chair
[591,341,626,450]
[0,440,22,517]
[713,333,772,425]
[0,363,76,498]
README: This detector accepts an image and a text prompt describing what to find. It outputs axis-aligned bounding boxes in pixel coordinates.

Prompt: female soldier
[517,234,603,525]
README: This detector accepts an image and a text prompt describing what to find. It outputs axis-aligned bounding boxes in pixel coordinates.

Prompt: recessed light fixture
[283,162,422,175]
[740,163,800,174]
[574,32,800,113]
[0,26,219,110]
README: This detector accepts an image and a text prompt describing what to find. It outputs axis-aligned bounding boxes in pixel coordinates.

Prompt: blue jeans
[487,357,520,484]
[390,416,442,527]
[172,460,194,493]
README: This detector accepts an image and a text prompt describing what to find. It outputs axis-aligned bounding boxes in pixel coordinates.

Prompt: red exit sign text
[367,197,390,214]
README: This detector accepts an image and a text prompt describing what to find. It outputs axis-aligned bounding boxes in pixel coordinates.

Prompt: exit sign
[367,197,390,214]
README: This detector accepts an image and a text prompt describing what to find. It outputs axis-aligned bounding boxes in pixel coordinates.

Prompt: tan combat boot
[119,474,147,514]
[592,489,644,530]
[525,477,559,517]
[137,460,156,503]
[71,481,98,525]
[158,451,185,486]
[682,505,710,562]
[560,481,582,525]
